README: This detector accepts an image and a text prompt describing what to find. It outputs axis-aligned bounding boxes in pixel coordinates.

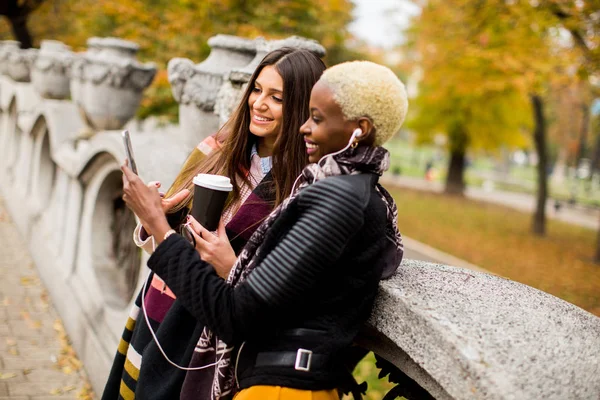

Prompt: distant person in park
[424,159,434,181]
[102,47,326,399]
[120,60,406,400]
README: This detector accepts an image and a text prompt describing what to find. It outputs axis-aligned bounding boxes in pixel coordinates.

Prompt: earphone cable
[140,270,226,371]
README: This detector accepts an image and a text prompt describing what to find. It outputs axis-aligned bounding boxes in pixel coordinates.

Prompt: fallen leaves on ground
[39,290,50,310]
[53,320,84,372]
[20,276,39,286]
[77,382,95,399]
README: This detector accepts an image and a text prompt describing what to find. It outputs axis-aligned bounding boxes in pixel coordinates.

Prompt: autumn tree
[0,0,49,48]
[406,0,557,195]
[0,0,361,120]
[0,0,357,65]
[541,0,600,263]
[406,0,583,238]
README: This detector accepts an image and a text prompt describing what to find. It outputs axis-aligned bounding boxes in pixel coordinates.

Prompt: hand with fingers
[185,216,237,279]
[121,160,188,243]
[141,181,190,236]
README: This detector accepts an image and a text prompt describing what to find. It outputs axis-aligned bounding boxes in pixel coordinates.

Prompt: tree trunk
[445,150,466,195]
[589,127,600,185]
[531,94,548,236]
[576,103,590,167]
[445,122,469,196]
[7,15,33,48]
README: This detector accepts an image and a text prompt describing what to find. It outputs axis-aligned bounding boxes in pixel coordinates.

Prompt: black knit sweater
[148,173,389,391]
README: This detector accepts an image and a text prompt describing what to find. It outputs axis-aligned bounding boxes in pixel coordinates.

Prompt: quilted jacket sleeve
[147,176,367,344]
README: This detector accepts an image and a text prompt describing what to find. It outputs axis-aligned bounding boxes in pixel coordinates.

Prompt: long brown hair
[165,47,326,211]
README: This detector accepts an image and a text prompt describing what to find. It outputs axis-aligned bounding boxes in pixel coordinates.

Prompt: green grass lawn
[388,186,600,316]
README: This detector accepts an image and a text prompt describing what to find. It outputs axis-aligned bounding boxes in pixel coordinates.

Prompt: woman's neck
[257,136,276,158]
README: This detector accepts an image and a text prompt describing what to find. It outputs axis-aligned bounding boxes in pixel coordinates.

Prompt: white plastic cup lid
[192,174,233,191]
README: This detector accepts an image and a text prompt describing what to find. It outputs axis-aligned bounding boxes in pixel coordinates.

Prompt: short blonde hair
[319,61,408,146]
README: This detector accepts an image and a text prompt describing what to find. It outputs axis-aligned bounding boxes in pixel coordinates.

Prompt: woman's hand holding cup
[185,216,237,279]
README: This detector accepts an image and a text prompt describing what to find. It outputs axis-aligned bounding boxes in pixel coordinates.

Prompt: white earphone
[290,127,366,194]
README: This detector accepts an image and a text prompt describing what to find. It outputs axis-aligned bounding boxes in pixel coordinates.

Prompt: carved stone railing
[360,261,600,399]
[0,35,598,399]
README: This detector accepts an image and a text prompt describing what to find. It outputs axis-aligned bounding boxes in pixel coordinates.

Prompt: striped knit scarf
[181,145,403,400]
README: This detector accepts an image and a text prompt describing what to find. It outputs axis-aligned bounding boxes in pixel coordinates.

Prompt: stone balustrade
[0,37,598,399]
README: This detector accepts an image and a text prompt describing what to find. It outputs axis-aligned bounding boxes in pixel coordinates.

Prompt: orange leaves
[3,0,357,65]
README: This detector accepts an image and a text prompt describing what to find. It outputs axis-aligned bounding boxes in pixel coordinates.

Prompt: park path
[0,197,95,400]
[381,174,599,230]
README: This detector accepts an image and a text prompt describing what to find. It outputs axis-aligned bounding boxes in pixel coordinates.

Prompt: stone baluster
[75,37,157,134]
[168,34,256,150]
[68,37,101,125]
[6,46,38,83]
[0,40,20,76]
[31,40,74,100]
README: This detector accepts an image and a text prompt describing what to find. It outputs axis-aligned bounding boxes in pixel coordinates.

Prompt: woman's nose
[253,94,268,111]
[299,119,310,134]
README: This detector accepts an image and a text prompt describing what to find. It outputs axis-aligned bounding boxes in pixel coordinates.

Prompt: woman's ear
[356,118,375,145]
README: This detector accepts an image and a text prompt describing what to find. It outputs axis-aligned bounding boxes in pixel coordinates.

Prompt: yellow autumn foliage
[406,0,581,153]
[0,0,359,120]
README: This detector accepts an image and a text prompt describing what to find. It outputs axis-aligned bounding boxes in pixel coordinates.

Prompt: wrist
[162,229,177,242]
[148,215,171,244]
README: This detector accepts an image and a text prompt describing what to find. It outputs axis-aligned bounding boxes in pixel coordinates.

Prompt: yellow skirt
[234,386,340,400]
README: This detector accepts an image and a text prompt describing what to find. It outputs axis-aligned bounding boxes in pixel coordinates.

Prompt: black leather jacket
[148,173,392,391]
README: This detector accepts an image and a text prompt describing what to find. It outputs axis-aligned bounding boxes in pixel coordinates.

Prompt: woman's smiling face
[300,81,356,163]
[248,65,284,140]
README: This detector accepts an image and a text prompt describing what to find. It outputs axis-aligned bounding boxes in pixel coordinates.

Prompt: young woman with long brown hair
[102,47,326,399]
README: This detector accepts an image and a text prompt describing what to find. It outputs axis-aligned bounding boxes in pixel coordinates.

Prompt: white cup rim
[192,173,233,191]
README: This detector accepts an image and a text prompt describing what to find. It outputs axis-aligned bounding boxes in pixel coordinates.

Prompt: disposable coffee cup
[191,174,233,231]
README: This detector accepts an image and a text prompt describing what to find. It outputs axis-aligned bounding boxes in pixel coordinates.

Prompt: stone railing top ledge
[40,39,72,52]
[228,35,326,84]
[369,259,600,399]
[207,34,257,53]
[70,129,189,184]
[0,40,21,48]
[91,37,140,53]
[86,36,103,49]
[270,35,326,56]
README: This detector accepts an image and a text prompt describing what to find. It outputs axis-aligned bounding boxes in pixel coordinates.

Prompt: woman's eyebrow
[254,80,282,94]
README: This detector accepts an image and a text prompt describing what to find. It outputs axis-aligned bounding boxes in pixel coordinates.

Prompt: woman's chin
[249,125,276,138]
